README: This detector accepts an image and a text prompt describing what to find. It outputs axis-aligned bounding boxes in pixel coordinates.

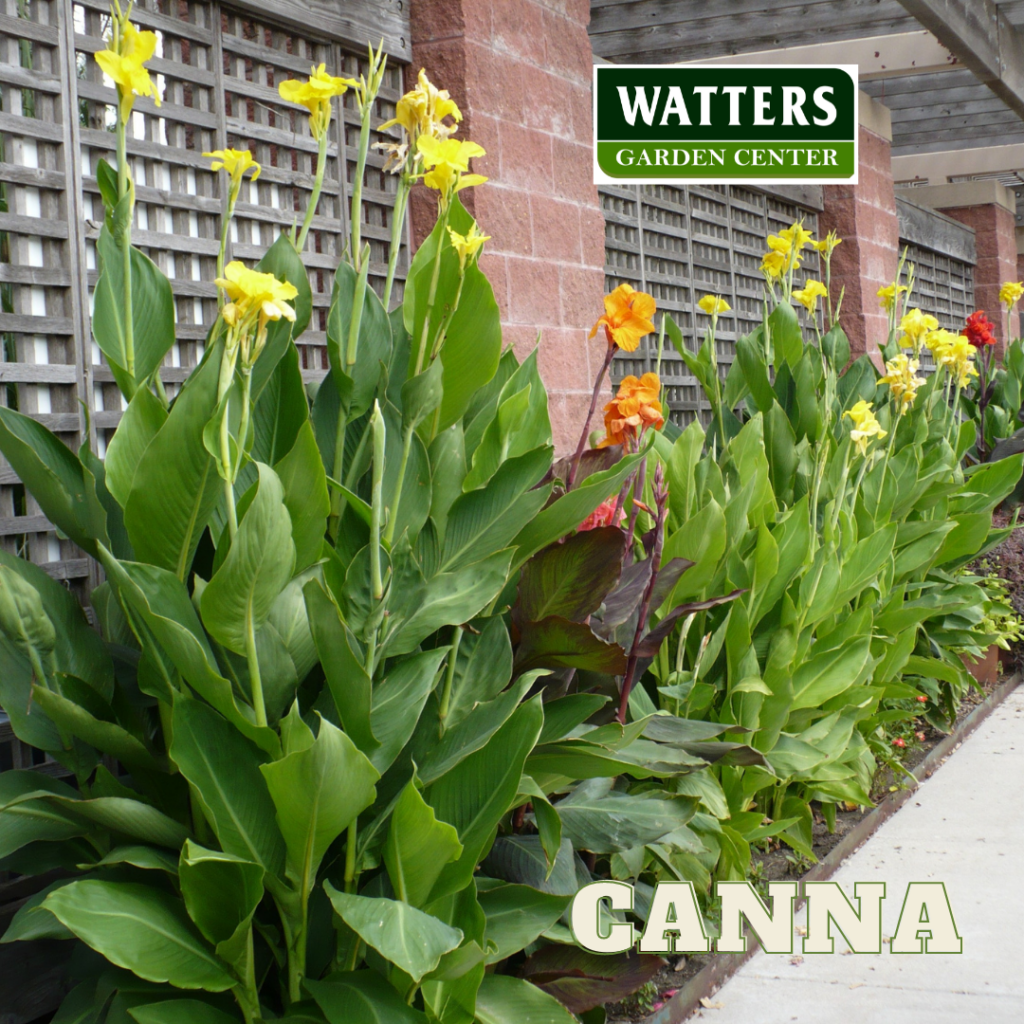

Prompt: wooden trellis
[601,182,823,426]
[895,193,976,373]
[0,0,409,781]
[0,0,409,604]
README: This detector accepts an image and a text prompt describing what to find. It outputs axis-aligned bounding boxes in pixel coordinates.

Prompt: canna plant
[583,227,1024,893]
[0,15,751,1024]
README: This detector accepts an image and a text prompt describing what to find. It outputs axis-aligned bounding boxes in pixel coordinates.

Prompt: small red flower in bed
[962,310,997,347]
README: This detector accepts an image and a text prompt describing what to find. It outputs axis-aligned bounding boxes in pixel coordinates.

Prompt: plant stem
[438,625,463,729]
[413,206,450,377]
[220,417,238,542]
[344,820,358,893]
[346,245,372,371]
[344,416,373,489]
[709,317,727,448]
[350,100,373,269]
[115,102,135,388]
[237,367,253,477]
[384,426,412,548]
[369,402,385,600]
[245,608,267,728]
[216,184,238,301]
[623,453,647,566]
[217,333,240,541]
[233,932,261,1024]
[328,417,347,542]
[382,174,410,311]
[288,910,308,1004]
[617,469,668,724]
[429,270,466,364]
[297,132,328,255]
[567,342,616,490]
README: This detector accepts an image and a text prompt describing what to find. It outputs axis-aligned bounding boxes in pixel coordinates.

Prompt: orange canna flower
[599,372,665,447]
[578,498,625,532]
[590,284,656,352]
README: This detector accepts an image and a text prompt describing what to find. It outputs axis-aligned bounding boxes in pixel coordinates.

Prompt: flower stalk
[617,462,668,724]
[383,173,411,310]
[297,131,328,255]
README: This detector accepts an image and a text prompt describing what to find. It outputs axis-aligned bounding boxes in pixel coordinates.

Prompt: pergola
[589,0,1024,231]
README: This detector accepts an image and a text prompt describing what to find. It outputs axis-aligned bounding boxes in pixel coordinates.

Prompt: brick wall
[818,121,899,367]
[409,0,606,452]
[938,203,1019,352]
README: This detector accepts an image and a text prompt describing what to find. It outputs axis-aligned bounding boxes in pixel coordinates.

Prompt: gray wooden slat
[0,363,79,384]
[0,211,70,239]
[74,0,216,44]
[0,313,75,334]
[0,11,59,44]
[590,0,915,61]
[0,162,65,189]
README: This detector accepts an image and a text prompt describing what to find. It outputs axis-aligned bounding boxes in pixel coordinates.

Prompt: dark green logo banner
[593,65,858,185]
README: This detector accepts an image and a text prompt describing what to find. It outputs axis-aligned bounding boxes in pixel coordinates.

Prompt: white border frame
[592,63,860,186]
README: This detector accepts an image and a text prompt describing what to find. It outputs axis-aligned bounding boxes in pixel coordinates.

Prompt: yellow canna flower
[381,68,462,142]
[844,400,886,457]
[590,284,657,352]
[880,353,925,410]
[999,280,1024,310]
[216,261,298,330]
[924,328,961,354]
[877,283,907,313]
[697,294,731,316]
[811,230,842,255]
[204,148,261,187]
[791,279,828,314]
[766,232,802,273]
[94,18,161,117]
[447,222,490,270]
[278,63,358,140]
[897,308,938,350]
[417,136,487,197]
[779,221,814,250]
[930,332,978,389]
[761,250,787,279]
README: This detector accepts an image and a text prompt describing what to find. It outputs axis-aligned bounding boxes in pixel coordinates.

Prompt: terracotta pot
[961,645,1001,686]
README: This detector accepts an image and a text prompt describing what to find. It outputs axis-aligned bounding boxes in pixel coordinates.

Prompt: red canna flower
[916,731,927,742]
[916,695,928,703]
[892,737,906,748]
[578,498,624,532]
[962,310,997,347]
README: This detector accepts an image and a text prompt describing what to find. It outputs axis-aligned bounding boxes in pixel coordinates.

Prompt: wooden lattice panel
[0,0,92,595]
[900,240,974,331]
[602,182,820,426]
[0,0,409,593]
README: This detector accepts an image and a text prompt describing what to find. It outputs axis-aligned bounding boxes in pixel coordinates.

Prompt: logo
[569,880,962,955]
[594,64,858,185]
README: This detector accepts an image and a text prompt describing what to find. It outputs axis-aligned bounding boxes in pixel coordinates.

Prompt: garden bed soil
[605,664,1015,1023]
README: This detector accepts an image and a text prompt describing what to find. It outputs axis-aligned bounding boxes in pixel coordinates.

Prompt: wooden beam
[589,0,916,63]
[892,125,1024,154]
[892,142,1024,182]
[898,0,1024,120]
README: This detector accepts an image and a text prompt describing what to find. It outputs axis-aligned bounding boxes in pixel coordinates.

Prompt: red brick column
[935,202,1018,352]
[817,95,898,369]
[409,0,607,452]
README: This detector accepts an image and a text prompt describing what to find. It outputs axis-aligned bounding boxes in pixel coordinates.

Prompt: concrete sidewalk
[692,686,1024,1023]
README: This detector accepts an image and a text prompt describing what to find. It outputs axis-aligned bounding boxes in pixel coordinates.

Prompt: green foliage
[0,51,1011,1024]
[0,59,714,1024]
